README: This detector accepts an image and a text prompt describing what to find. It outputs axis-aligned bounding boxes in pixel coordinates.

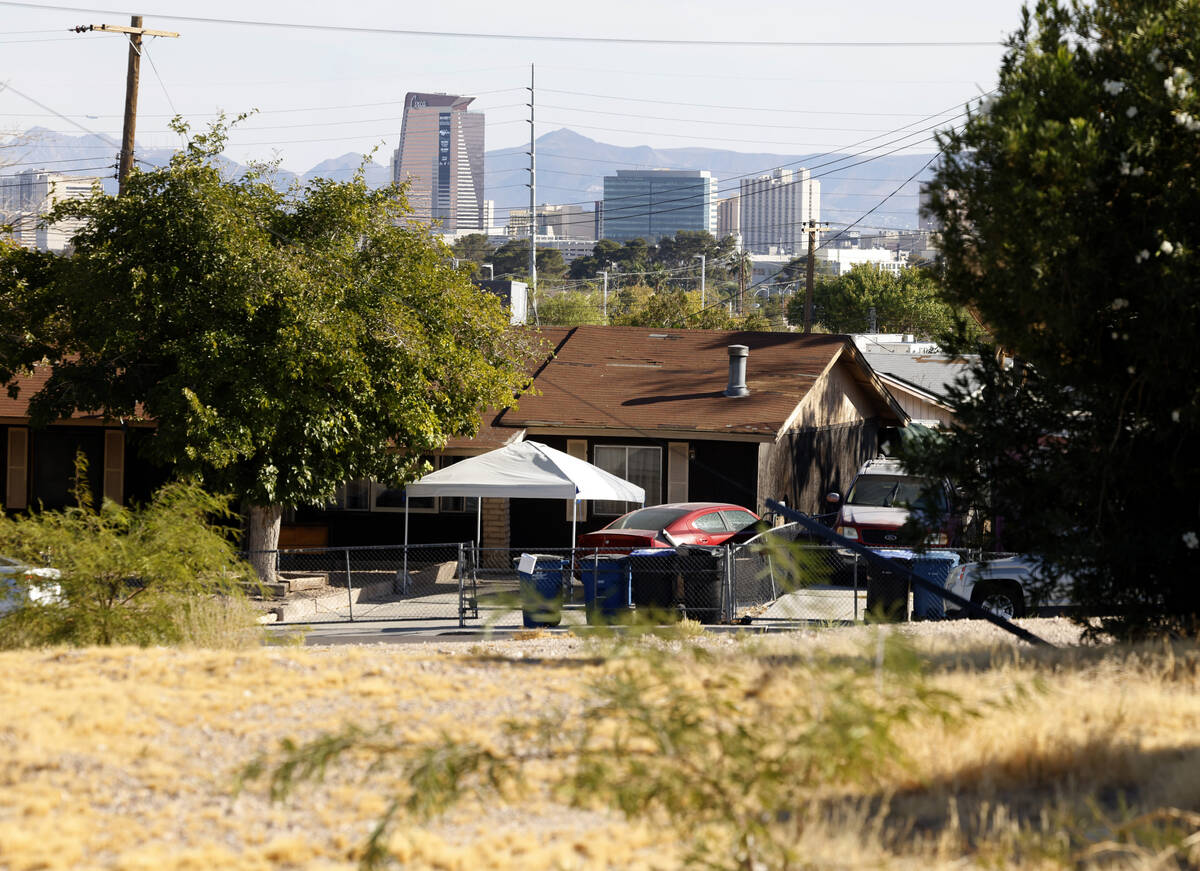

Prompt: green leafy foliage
[785,264,975,338]
[899,0,1200,637]
[0,119,536,556]
[568,231,738,282]
[0,457,256,648]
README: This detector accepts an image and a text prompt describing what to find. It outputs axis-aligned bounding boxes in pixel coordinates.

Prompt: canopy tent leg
[402,502,410,595]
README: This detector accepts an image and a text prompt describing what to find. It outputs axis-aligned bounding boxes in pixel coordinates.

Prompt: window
[693,512,728,533]
[720,509,759,532]
[594,445,661,516]
[325,456,479,515]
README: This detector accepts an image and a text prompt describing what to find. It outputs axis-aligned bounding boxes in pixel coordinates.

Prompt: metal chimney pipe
[724,344,750,398]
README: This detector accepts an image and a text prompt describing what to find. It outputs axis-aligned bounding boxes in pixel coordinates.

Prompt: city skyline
[1,0,1026,175]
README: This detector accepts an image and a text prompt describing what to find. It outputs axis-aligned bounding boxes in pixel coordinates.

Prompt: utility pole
[801,220,831,334]
[737,253,747,314]
[600,270,608,323]
[693,253,706,308]
[74,17,179,195]
[526,63,537,320]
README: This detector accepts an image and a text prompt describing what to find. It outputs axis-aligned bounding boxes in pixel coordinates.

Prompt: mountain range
[2,126,934,231]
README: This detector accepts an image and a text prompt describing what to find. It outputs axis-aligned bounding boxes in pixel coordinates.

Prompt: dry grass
[1,627,1199,869]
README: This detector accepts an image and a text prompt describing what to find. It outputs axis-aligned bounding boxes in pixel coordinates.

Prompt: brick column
[480,497,511,568]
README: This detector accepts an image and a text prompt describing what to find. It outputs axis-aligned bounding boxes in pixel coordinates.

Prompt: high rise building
[739,168,820,255]
[1,169,98,253]
[717,195,741,243]
[601,169,717,244]
[505,203,591,239]
[391,92,485,231]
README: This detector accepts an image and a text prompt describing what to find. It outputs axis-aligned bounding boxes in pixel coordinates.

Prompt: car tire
[971,580,1025,620]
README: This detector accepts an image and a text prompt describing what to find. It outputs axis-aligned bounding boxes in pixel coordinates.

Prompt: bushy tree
[536,290,606,326]
[0,120,535,581]
[449,232,494,266]
[900,0,1200,637]
[490,239,567,280]
[789,265,971,338]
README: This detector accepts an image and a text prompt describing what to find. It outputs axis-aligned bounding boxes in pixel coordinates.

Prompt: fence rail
[244,534,1019,629]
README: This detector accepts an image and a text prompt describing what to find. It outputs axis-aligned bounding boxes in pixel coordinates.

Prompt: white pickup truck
[943,555,1073,620]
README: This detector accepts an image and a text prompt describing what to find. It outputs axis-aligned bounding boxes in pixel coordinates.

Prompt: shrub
[0,459,258,648]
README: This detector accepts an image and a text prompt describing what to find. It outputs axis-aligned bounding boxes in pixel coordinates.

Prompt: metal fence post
[457,543,466,628]
[344,548,354,622]
[723,544,735,623]
[852,553,859,623]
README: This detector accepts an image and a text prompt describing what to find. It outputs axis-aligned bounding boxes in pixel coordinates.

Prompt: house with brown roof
[290,326,906,549]
[5,327,906,551]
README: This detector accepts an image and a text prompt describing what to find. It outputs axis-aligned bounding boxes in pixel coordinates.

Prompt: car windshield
[846,476,947,512]
[607,507,691,530]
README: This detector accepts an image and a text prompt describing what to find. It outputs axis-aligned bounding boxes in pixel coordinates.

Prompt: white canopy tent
[403,440,646,552]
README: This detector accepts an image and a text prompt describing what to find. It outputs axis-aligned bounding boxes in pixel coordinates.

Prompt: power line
[0,3,1004,48]
[537,103,948,133]
[541,87,976,118]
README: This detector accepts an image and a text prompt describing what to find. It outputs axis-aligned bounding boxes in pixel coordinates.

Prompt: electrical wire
[0,2,1004,48]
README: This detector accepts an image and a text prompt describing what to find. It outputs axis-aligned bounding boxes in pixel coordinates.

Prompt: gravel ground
[311,616,1093,657]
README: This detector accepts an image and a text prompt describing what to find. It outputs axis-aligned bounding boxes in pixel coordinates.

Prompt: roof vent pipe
[724,344,750,398]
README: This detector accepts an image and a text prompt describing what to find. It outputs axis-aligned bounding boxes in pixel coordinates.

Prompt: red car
[576,502,762,551]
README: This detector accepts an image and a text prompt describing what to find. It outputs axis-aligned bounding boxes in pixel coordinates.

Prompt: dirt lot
[2,619,1199,870]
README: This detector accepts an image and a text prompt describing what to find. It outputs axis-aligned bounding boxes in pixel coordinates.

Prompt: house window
[325,457,477,514]
[593,445,661,516]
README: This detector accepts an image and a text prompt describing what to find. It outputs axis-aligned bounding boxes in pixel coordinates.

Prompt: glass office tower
[601,169,717,243]
[392,93,485,231]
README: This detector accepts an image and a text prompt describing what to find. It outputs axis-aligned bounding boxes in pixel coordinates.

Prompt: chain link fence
[245,543,468,625]
[248,537,1021,629]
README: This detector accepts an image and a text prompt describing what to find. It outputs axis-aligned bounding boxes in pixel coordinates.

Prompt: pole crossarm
[73,23,180,37]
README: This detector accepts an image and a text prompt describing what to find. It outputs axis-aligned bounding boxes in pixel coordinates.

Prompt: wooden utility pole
[73,18,180,194]
[801,220,831,334]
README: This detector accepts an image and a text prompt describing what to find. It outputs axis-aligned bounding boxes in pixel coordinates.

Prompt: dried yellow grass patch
[1,628,1198,870]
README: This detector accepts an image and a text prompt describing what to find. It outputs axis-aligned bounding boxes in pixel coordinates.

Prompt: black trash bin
[865,548,913,623]
[517,553,565,628]
[675,545,725,624]
[629,548,683,623]
[580,554,634,625]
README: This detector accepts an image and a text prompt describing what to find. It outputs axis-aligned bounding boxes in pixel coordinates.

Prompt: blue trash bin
[910,551,961,620]
[517,553,566,628]
[580,554,633,625]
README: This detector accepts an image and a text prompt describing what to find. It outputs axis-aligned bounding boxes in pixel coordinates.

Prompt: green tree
[790,265,969,337]
[0,120,534,581]
[899,0,1200,637]
[489,239,567,280]
[450,233,494,270]
[536,290,606,326]
[615,288,733,330]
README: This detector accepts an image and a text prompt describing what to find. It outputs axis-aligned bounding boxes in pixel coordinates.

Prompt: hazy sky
[2,0,1030,174]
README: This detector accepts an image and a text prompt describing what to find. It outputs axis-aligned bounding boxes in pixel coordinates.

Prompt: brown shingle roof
[499,326,870,439]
